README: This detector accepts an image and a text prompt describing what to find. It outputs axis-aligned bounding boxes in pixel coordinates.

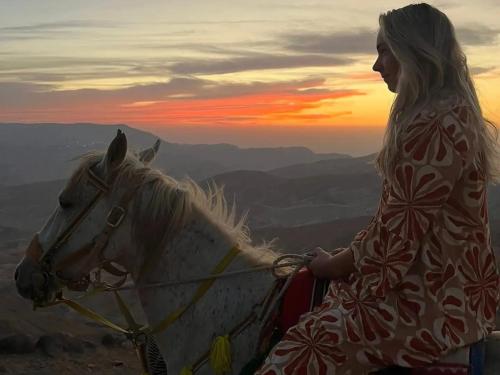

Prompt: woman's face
[372,31,400,93]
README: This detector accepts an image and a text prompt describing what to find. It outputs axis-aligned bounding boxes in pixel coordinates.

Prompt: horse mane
[69,151,278,268]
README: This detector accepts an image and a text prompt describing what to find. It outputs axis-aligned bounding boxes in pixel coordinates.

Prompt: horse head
[14,130,160,306]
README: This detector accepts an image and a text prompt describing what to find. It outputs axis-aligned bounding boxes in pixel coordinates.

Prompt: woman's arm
[308,247,355,279]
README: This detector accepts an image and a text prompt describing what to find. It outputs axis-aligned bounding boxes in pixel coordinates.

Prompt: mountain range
[0,123,348,185]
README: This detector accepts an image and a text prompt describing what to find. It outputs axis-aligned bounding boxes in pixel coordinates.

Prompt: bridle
[25,166,135,297]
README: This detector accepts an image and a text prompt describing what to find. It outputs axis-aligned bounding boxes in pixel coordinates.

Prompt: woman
[257,3,499,374]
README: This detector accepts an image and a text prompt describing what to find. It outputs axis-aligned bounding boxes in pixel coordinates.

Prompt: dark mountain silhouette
[267,153,378,178]
[252,216,374,253]
[0,123,349,185]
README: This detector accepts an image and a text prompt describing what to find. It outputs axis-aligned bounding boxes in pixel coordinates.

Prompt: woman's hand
[307,247,337,279]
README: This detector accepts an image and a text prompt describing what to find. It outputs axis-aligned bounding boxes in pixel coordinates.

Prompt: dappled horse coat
[257,96,499,375]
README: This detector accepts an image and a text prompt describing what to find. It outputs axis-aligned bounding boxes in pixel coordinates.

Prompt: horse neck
[131,206,275,373]
[132,203,238,282]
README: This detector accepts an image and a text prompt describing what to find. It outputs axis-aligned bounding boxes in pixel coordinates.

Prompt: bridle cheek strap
[24,167,139,294]
[49,180,139,287]
[52,210,127,274]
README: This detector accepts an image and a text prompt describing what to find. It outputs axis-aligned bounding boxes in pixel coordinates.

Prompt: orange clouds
[0,78,368,126]
[119,89,363,126]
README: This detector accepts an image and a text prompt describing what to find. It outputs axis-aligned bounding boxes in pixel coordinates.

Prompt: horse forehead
[65,171,102,198]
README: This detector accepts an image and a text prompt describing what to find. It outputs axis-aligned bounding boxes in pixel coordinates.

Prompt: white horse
[14,130,282,374]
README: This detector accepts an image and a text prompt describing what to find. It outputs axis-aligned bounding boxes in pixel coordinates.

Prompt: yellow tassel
[180,366,193,375]
[210,335,232,374]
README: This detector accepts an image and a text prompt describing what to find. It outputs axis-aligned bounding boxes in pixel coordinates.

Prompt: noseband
[25,167,135,293]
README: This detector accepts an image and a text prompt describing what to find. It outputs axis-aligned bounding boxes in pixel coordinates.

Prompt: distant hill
[0,170,381,235]
[267,153,378,178]
[253,216,500,265]
[0,179,65,232]
[252,216,374,253]
[0,123,349,185]
[490,187,500,222]
[202,170,382,228]
[3,161,497,236]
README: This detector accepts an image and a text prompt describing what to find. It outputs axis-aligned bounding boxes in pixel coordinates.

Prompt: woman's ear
[139,139,161,165]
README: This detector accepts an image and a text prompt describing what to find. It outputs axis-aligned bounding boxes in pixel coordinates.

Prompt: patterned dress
[257,97,499,375]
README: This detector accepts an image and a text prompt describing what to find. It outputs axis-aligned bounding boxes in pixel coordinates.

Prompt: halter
[25,166,135,294]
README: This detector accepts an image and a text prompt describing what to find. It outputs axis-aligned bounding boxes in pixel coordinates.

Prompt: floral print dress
[257,97,499,375]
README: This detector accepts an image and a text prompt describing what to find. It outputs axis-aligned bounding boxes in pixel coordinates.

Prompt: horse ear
[105,129,127,170]
[139,139,160,165]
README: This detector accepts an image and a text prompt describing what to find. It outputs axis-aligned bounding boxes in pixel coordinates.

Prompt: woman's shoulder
[411,93,468,123]
[403,94,475,163]
[408,94,473,137]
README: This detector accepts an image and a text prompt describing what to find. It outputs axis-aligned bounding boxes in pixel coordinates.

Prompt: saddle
[245,268,486,375]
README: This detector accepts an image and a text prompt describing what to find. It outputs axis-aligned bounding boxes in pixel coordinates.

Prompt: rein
[105,254,310,291]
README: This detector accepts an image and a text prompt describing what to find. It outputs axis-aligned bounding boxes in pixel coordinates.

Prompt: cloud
[283,29,377,55]
[431,0,461,9]
[0,56,161,84]
[0,56,136,71]
[0,20,118,43]
[345,72,380,82]
[0,78,364,125]
[0,77,322,108]
[281,24,500,57]
[169,53,353,75]
[0,20,115,33]
[456,25,500,46]
[470,66,497,75]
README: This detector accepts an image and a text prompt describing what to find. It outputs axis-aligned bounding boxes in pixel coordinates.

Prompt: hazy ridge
[0,123,348,185]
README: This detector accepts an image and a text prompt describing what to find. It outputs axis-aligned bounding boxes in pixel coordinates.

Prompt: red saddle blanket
[273,268,483,375]
[277,267,327,333]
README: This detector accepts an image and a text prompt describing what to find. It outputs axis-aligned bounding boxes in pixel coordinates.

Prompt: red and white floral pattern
[256,97,499,375]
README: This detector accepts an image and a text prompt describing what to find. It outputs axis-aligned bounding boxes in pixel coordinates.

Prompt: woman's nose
[372,57,382,73]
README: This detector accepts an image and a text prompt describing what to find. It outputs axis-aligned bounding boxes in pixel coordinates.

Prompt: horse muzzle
[15,234,60,305]
[15,258,55,304]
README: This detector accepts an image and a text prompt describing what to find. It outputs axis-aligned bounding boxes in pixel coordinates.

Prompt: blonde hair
[375,3,500,184]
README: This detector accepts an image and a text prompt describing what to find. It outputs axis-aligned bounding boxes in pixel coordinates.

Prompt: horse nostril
[14,267,19,281]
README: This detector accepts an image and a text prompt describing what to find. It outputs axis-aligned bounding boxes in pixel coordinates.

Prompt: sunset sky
[1,0,499,155]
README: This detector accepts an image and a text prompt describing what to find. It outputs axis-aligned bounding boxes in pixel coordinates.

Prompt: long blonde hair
[375,3,499,184]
